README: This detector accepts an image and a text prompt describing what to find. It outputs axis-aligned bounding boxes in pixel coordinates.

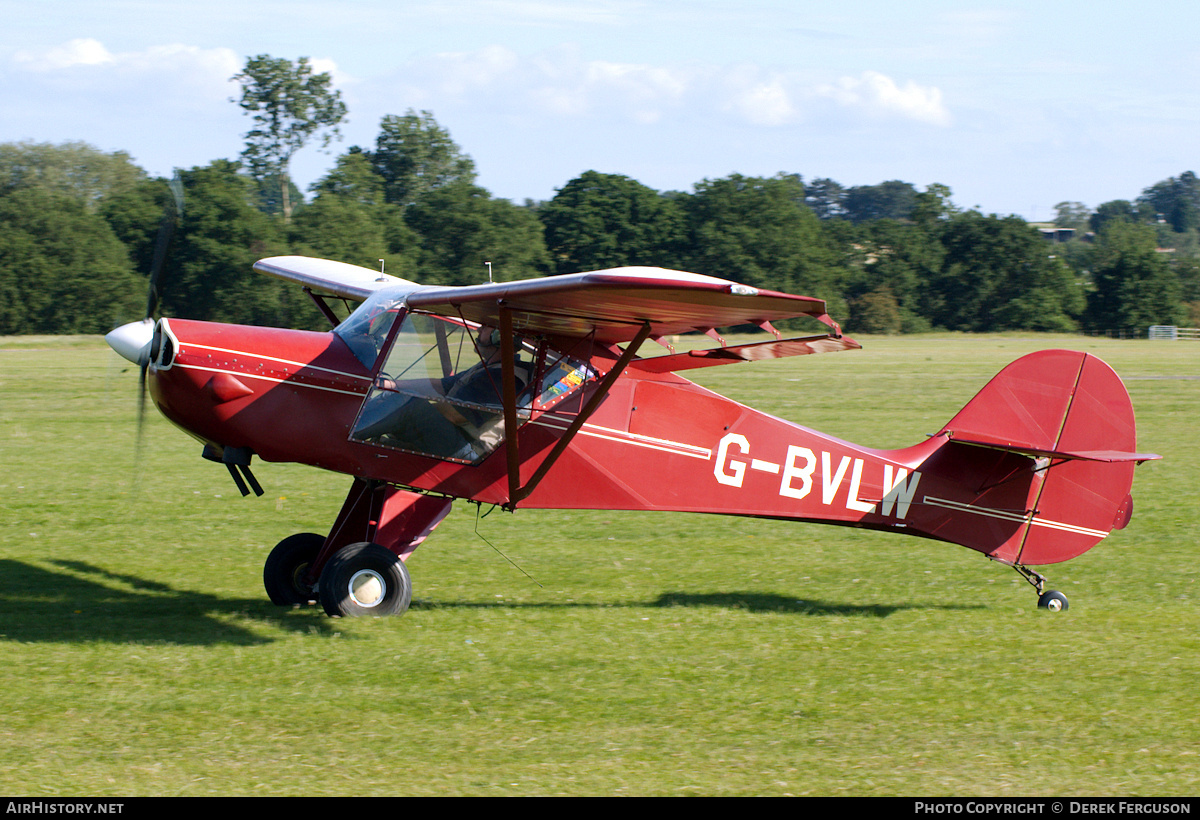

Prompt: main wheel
[318,542,412,618]
[263,532,324,605]
[1037,590,1069,612]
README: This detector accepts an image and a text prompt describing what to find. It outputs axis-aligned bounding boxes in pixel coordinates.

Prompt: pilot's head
[475,327,501,359]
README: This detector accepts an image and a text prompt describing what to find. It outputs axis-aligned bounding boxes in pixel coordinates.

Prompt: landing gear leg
[1013,563,1069,612]
[271,478,453,617]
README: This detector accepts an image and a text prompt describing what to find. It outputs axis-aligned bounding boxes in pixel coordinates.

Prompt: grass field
[0,333,1196,796]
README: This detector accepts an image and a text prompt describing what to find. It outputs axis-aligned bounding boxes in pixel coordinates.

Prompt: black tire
[318,542,412,618]
[263,532,324,605]
[1037,590,1069,612]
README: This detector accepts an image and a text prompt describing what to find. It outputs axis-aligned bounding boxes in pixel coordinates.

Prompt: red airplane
[105,255,1159,617]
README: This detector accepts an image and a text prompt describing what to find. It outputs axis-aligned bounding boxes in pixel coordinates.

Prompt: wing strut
[500,313,653,510]
[499,306,523,507]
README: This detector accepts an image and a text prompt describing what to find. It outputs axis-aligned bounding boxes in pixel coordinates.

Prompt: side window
[536,355,595,411]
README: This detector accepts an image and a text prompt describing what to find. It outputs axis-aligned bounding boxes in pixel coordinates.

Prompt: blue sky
[2,0,1196,220]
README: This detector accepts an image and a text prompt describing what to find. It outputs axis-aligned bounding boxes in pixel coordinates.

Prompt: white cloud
[817,71,952,127]
[3,40,251,176]
[387,49,951,131]
[11,40,243,98]
[14,38,115,71]
[388,45,695,125]
[729,77,796,127]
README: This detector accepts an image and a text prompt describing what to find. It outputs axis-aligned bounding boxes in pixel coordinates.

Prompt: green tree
[1089,199,1147,233]
[100,176,180,280]
[369,111,476,208]
[1138,171,1200,234]
[291,150,417,274]
[311,149,386,207]
[0,142,151,333]
[161,161,298,326]
[232,55,347,222]
[682,173,846,315]
[539,171,686,275]
[404,181,549,286]
[842,180,918,224]
[840,218,942,333]
[929,212,1083,332]
[1086,220,1185,333]
[1177,258,1200,326]
[1053,201,1092,233]
[804,177,846,220]
[0,187,142,334]
[0,140,146,210]
[289,193,391,270]
[910,184,959,227]
[290,160,420,278]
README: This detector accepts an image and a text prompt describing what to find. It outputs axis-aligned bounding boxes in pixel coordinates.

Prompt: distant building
[1031,223,1077,243]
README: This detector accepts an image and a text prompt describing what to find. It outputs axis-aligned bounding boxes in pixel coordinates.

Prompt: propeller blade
[145,171,183,321]
[103,318,156,461]
[110,170,182,478]
[137,360,149,460]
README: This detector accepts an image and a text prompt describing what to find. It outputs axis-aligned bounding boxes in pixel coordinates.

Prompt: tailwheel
[1037,590,1069,612]
[318,541,412,618]
[263,532,324,605]
[1013,563,1069,613]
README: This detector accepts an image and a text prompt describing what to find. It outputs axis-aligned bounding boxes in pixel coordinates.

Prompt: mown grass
[0,333,1195,796]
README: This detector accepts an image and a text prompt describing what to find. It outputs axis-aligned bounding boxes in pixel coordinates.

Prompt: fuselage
[145,313,1079,567]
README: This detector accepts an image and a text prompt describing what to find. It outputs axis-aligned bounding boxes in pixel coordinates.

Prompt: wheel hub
[348,569,386,608]
[290,563,314,594]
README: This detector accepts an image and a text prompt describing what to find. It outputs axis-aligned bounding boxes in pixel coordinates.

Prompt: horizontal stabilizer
[944,435,1161,464]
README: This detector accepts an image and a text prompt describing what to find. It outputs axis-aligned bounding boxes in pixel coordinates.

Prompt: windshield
[334,288,409,369]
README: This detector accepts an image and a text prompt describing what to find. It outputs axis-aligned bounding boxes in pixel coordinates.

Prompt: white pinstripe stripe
[924,496,1109,538]
[531,416,713,460]
[183,343,373,383]
[174,363,368,397]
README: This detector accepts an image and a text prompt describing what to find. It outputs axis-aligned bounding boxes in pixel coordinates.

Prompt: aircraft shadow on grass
[0,559,336,645]
[408,591,980,616]
[649,591,981,616]
[0,560,977,645]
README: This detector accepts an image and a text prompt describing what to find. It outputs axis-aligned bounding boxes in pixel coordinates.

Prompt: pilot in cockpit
[354,326,532,462]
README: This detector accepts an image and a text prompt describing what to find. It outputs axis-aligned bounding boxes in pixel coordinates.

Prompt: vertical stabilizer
[921,350,1157,565]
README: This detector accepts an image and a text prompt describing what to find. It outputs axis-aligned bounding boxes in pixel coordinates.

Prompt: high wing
[253,257,857,369]
[254,256,418,301]
[403,266,837,345]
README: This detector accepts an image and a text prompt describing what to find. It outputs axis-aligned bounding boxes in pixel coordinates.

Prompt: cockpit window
[349,312,594,464]
[334,289,406,369]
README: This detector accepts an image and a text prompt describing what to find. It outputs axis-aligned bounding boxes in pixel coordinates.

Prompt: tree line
[1,55,1196,337]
